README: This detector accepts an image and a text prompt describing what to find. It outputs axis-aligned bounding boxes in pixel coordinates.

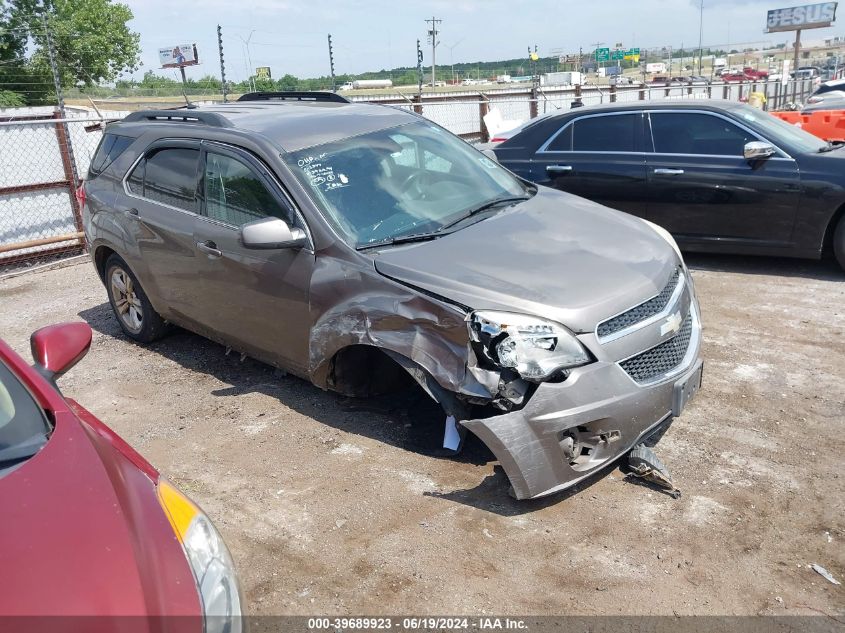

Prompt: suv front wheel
[104,254,168,343]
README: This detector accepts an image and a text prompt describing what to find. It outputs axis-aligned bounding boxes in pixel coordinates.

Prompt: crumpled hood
[373,187,678,333]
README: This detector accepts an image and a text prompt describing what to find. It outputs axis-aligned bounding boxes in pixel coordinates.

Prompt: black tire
[104,254,168,343]
[834,215,845,272]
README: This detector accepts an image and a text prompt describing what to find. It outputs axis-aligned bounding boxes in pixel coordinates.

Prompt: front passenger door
[192,143,314,375]
[644,111,800,245]
[528,112,649,215]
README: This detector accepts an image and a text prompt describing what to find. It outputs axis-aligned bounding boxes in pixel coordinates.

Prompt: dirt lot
[1,254,843,617]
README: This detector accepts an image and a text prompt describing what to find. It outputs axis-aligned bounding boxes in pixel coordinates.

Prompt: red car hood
[0,403,201,625]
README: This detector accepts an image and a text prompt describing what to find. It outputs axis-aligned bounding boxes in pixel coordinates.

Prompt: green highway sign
[612,50,625,60]
[595,47,610,62]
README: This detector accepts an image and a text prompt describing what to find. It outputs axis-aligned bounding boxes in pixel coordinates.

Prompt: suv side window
[89,133,134,178]
[649,112,755,156]
[571,114,638,152]
[126,148,200,213]
[203,151,291,226]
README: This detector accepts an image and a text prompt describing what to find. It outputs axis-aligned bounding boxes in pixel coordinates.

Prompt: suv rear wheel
[104,254,168,342]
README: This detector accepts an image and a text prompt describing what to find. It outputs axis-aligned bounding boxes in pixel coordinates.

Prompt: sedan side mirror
[30,322,92,381]
[241,217,307,250]
[744,141,776,160]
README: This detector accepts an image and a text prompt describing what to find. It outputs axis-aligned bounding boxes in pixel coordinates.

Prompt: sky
[122,0,844,81]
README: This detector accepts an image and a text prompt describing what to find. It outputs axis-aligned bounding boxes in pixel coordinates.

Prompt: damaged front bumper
[462,313,703,500]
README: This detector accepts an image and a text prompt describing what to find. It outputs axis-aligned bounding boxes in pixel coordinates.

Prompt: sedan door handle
[546,165,573,173]
[196,240,222,258]
[653,168,685,175]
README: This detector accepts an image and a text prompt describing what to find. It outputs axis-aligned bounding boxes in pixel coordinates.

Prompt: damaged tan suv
[82,92,703,499]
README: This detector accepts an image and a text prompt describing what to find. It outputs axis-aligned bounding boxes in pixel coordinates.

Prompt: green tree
[0,0,140,104]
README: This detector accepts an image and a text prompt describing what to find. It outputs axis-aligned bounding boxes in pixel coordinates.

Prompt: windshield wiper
[356,232,442,251]
[437,196,531,232]
[818,141,845,153]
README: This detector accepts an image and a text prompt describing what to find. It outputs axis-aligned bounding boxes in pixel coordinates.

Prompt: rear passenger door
[528,111,649,216]
[192,142,314,375]
[123,141,207,327]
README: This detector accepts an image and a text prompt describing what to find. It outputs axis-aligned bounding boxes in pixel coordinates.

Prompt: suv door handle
[653,168,685,175]
[196,240,222,258]
[126,207,139,216]
[546,165,573,173]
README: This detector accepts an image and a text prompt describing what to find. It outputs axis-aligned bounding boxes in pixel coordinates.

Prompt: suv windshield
[0,361,51,477]
[284,121,530,248]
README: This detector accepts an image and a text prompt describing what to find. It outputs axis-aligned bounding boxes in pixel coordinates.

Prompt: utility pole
[217,25,228,102]
[697,0,704,75]
[591,41,604,71]
[425,16,441,86]
[327,34,336,92]
[416,39,424,98]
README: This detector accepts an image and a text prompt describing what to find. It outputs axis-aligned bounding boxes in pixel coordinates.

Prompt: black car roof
[115,98,416,153]
[556,99,749,115]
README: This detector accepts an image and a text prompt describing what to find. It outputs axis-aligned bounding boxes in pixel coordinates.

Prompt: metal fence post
[53,112,84,236]
[413,94,423,115]
[529,86,538,118]
[609,83,617,103]
[479,98,490,142]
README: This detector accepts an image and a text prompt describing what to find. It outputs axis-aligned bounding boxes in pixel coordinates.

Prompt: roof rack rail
[236,91,350,104]
[122,110,233,127]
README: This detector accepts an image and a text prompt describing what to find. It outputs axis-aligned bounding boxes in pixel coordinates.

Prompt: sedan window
[572,114,638,152]
[203,152,291,227]
[650,112,755,156]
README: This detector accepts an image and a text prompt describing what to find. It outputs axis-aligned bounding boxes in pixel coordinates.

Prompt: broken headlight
[468,311,591,381]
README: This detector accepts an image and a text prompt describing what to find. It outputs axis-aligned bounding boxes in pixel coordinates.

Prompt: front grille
[597,268,681,339]
[620,313,693,384]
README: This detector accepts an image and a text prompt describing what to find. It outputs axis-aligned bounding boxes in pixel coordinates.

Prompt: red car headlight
[158,479,244,633]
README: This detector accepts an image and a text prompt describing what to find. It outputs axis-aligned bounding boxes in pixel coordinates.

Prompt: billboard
[159,44,199,68]
[766,2,837,32]
[255,66,272,80]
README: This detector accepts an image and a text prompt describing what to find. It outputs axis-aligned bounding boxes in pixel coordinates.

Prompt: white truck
[339,79,393,90]
[646,62,667,74]
[496,75,512,84]
[540,71,582,86]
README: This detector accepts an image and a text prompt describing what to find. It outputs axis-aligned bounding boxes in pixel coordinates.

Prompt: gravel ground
[1,253,843,618]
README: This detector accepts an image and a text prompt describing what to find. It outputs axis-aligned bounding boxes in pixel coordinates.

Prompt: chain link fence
[351,77,816,142]
[0,108,129,275]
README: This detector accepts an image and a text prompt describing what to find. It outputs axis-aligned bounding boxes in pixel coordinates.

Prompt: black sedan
[487,101,845,269]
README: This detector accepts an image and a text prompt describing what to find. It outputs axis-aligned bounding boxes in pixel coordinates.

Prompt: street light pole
[238,30,256,92]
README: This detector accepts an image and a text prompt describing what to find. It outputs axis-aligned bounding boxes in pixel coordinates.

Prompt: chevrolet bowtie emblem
[660,311,683,336]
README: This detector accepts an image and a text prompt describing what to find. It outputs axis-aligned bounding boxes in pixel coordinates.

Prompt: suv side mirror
[241,217,307,250]
[30,322,92,381]
[744,141,776,160]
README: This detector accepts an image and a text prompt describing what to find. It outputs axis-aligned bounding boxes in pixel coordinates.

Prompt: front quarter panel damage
[307,254,498,401]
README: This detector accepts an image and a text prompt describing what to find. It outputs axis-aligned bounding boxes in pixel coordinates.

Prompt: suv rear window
[89,133,134,178]
[126,148,200,213]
